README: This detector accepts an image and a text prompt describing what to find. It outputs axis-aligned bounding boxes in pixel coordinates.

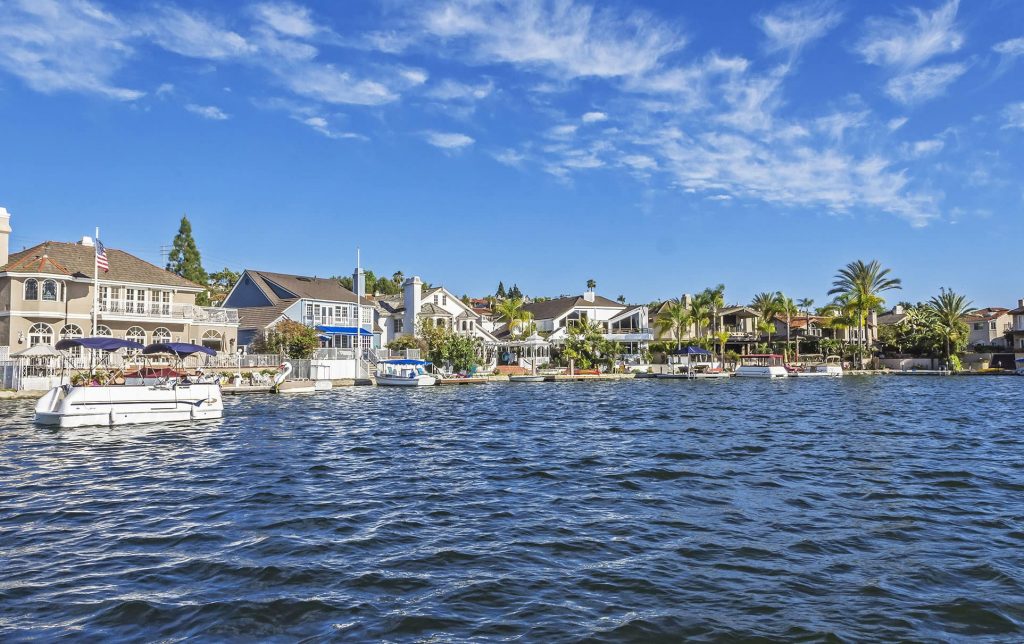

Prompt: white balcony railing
[98,302,238,324]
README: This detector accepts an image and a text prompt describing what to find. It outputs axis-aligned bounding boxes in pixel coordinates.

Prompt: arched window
[153,327,171,344]
[42,279,59,301]
[28,323,53,346]
[125,327,146,353]
[95,325,112,336]
[201,330,223,351]
[24,278,39,301]
[60,324,84,357]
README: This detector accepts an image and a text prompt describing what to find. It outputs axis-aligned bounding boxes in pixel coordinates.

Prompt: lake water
[2,377,1022,641]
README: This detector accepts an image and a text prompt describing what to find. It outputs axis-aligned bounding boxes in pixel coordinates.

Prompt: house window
[442,294,447,306]
[395,318,404,333]
[125,326,146,352]
[95,325,112,336]
[42,279,59,301]
[361,307,371,324]
[433,295,438,305]
[153,327,171,344]
[305,303,314,322]
[24,278,39,301]
[150,290,171,316]
[990,321,996,330]
[202,330,223,351]
[125,288,146,314]
[28,323,53,346]
[60,324,84,357]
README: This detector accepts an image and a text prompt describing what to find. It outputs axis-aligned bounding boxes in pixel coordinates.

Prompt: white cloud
[993,37,1024,57]
[422,0,685,79]
[252,2,318,38]
[185,103,229,120]
[0,0,143,100]
[887,116,909,131]
[757,1,843,54]
[907,138,944,157]
[581,111,607,123]
[301,116,362,140]
[424,130,475,149]
[281,64,398,105]
[622,154,657,171]
[856,0,962,69]
[885,62,966,104]
[493,148,526,166]
[426,78,493,101]
[814,110,869,141]
[1003,102,1024,129]
[142,6,254,60]
[155,82,175,97]
[546,123,579,139]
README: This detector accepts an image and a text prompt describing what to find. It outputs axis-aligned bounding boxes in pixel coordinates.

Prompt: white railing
[193,307,239,324]
[98,302,239,324]
[313,348,357,360]
[0,346,8,361]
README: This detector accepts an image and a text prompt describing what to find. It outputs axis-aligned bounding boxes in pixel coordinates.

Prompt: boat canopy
[316,325,373,336]
[55,337,144,352]
[143,342,217,357]
[671,346,711,355]
[381,359,431,365]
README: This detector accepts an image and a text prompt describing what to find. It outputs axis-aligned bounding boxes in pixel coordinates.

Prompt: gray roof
[244,269,371,306]
[237,302,292,330]
[521,294,623,320]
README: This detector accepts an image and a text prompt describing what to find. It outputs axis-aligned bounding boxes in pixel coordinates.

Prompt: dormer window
[24,278,39,301]
[42,279,59,301]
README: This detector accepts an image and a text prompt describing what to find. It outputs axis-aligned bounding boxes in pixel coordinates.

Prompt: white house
[374,276,500,347]
[520,289,652,355]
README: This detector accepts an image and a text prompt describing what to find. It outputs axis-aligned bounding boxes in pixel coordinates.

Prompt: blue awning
[381,359,431,365]
[56,337,144,352]
[143,342,217,357]
[671,346,711,355]
[316,325,373,336]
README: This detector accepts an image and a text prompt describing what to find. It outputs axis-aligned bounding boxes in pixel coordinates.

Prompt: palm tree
[699,284,726,356]
[616,295,626,304]
[751,291,782,350]
[927,288,972,364]
[795,297,814,359]
[689,296,712,340]
[655,299,692,349]
[392,271,404,284]
[828,260,902,361]
[586,279,596,291]
[495,297,533,338]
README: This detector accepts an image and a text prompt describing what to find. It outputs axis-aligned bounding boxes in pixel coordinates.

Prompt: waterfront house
[0,208,238,359]
[223,269,378,351]
[521,288,653,358]
[963,307,1011,348]
[373,276,500,347]
[1004,299,1024,351]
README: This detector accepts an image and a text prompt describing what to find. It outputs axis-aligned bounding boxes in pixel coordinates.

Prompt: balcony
[98,302,239,325]
[604,327,654,342]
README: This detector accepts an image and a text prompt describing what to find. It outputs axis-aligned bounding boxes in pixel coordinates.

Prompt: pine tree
[166,215,210,305]
[496,281,506,298]
[509,283,523,299]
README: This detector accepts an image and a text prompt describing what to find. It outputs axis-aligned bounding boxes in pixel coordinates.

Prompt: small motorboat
[34,338,223,428]
[376,359,437,386]
[734,354,788,378]
[790,354,844,378]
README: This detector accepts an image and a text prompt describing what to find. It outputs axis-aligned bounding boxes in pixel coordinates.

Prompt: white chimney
[0,207,10,267]
[583,290,595,303]
[403,276,422,336]
[80,236,94,247]
[894,304,904,315]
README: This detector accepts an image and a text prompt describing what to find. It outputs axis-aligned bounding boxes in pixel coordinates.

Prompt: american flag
[95,239,109,272]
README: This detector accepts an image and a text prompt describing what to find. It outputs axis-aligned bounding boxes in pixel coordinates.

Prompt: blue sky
[1,0,1022,307]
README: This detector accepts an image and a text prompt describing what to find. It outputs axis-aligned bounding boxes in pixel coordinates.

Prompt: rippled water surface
[2,377,1023,641]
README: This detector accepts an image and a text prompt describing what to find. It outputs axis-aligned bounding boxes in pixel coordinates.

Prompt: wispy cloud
[885,62,966,104]
[906,138,944,157]
[855,0,963,69]
[424,130,475,149]
[252,2,319,38]
[757,1,843,55]
[581,111,607,123]
[0,0,142,100]
[425,78,493,101]
[993,37,1024,57]
[141,6,254,60]
[301,116,362,140]
[1003,102,1024,129]
[421,0,685,79]
[185,103,229,120]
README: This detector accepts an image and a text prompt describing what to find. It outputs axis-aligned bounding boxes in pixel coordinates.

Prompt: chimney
[404,276,422,336]
[0,207,10,267]
[1019,298,1024,308]
[682,293,692,308]
[583,290,595,303]
[894,304,904,315]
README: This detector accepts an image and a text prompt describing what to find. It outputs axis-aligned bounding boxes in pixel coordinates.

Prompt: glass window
[42,279,59,301]
[125,326,146,353]
[24,279,39,301]
[442,295,447,306]
[95,325,112,336]
[990,321,996,330]
[60,324,84,357]
[28,323,53,346]
[153,327,171,344]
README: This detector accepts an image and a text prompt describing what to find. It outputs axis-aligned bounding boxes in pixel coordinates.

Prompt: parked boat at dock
[789,355,843,378]
[657,346,731,379]
[375,359,437,386]
[734,354,788,378]
[34,338,223,428]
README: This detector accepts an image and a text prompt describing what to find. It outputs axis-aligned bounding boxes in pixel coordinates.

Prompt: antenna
[159,245,172,261]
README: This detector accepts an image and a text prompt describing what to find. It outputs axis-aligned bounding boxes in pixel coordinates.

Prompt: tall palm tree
[927,288,972,363]
[751,291,782,350]
[655,299,692,349]
[699,284,726,357]
[795,297,814,359]
[689,297,712,340]
[827,260,902,360]
[495,297,533,338]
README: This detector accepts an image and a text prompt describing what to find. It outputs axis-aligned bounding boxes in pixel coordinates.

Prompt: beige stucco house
[0,208,238,357]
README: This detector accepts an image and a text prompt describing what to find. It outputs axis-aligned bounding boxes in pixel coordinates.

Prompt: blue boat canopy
[143,342,217,357]
[381,359,431,365]
[316,325,373,336]
[671,346,711,355]
[55,337,144,352]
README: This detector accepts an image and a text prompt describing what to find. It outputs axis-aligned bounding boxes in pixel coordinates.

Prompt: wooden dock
[436,377,491,386]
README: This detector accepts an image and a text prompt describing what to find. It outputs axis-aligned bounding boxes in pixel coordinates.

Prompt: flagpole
[92,227,99,335]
